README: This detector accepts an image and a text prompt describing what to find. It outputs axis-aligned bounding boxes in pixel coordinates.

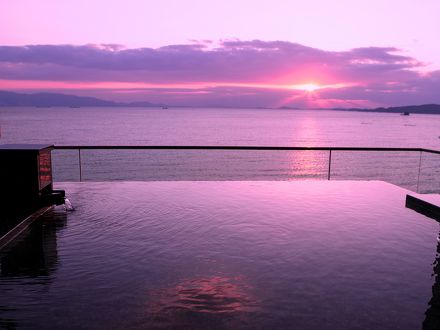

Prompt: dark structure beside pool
[1,145,440,329]
[0,145,66,242]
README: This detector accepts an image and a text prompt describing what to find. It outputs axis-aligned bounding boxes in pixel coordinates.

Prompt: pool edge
[0,206,53,251]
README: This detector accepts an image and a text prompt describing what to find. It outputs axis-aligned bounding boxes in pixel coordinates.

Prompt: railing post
[328,150,332,180]
[416,151,422,193]
[78,148,82,182]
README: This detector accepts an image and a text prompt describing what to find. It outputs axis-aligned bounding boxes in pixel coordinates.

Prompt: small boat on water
[401,112,410,116]
[162,106,169,109]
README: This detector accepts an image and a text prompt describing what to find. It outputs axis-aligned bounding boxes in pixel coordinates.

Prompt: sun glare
[298,83,320,92]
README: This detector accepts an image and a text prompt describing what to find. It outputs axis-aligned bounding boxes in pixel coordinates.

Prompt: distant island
[331,104,440,115]
[279,104,440,115]
[0,90,166,108]
[1,90,440,114]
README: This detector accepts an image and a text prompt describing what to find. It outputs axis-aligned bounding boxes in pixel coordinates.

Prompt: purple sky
[1,0,439,108]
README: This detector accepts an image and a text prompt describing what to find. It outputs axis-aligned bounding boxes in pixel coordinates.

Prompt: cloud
[0,40,438,107]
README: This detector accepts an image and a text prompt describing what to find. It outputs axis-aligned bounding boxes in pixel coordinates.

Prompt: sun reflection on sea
[287,117,328,179]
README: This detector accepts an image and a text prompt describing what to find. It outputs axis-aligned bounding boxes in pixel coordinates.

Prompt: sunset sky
[1,0,439,108]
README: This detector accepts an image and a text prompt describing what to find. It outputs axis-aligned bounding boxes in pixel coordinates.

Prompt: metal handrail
[54,145,440,154]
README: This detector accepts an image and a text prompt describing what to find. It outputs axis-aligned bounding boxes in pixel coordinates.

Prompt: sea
[0,107,439,192]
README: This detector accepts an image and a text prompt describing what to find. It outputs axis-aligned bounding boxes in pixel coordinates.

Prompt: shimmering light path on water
[0,181,439,329]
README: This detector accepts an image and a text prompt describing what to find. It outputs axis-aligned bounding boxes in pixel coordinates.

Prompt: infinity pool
[0,181,439,329]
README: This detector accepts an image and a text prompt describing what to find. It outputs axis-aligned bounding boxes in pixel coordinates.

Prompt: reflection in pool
[148,276,257,314]
[0,180,439,329]
[146,276,258,328]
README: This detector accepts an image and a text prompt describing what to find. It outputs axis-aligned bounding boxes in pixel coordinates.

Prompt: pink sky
[0,0,439,108]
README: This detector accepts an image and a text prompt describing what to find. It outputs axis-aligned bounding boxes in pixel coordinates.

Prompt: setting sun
[298,83,320,92]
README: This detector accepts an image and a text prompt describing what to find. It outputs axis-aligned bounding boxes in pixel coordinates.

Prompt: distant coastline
[336,105,440,115]
[0,90,166,108]
[279,104,440,115]
[1,90,440,115]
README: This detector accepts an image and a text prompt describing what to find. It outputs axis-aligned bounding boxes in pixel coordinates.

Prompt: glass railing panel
[52,149,81,181]
[418,152,440,194]
[52,149,329,182]
[330,151,421,191]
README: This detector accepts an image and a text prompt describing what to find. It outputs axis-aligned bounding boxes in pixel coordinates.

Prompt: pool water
[0,181,439,329]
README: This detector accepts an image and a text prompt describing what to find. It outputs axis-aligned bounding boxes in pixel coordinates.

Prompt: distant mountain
[333,104,440,115]
[0,90,165,108]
